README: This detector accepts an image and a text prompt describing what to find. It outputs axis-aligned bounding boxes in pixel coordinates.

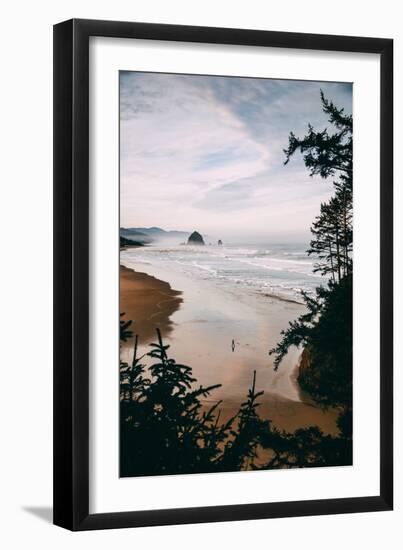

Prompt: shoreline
[120,264,183,345]
[119,260,339,436]
[259,291,304,306]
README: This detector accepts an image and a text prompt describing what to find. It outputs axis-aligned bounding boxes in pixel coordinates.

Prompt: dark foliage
[120,326,352,476]
[284,90,352,179]
[260,424,352,469]
[120,329,266,477]
[308,179,353,283]
[285,91,353,285]
[271,92,353,411]
[268,92,353,467]
[120,313,133,342]
[270,275,352,409]
[297,277,352,409]
[221,371,270,471]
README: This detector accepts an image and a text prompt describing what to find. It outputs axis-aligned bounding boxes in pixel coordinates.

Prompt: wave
[121,242,326,301]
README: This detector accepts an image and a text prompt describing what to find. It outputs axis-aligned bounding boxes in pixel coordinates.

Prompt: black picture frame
[53,18,393,531]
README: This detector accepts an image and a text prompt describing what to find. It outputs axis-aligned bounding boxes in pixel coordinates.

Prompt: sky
[120,71,352,243]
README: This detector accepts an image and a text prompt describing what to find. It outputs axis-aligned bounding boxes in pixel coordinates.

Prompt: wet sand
[120,264,182,345]
[120,259,339,436]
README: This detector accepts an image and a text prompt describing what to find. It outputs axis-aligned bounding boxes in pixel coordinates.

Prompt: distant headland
[120,226,226,247]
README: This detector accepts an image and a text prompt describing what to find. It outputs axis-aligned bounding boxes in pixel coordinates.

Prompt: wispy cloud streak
[120,71,352,241]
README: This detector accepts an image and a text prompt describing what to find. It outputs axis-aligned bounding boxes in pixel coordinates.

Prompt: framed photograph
[53,19,393,530]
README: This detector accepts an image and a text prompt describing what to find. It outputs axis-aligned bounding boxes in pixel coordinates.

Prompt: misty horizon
[121,224,311,245]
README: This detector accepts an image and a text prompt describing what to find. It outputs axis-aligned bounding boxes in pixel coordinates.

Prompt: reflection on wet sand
[120,262,339,436]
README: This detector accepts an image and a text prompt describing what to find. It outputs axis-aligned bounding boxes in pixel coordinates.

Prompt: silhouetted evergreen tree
[270,276,352,409]
[120,313,133,342]
[120,323,352,474]
[284,91,353,282]
[309,190,352,283]
[260,423,352,469]
[270,92,353,460]
[284,90,352,179]
[120,329,265,477]
[220,371,269,471]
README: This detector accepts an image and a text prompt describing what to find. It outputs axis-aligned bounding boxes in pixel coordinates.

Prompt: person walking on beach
[231,339,235,352]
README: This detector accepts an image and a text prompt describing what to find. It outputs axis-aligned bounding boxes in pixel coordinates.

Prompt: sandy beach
[120,264,182,344]
[120,255,339,436]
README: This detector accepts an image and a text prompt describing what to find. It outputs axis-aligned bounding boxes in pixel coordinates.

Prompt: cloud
[120,71,352,241]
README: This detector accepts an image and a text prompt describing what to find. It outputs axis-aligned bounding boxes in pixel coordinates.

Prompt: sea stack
[187,231,205,245]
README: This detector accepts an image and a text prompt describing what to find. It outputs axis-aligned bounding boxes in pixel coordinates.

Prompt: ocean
[121,242,324,302]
